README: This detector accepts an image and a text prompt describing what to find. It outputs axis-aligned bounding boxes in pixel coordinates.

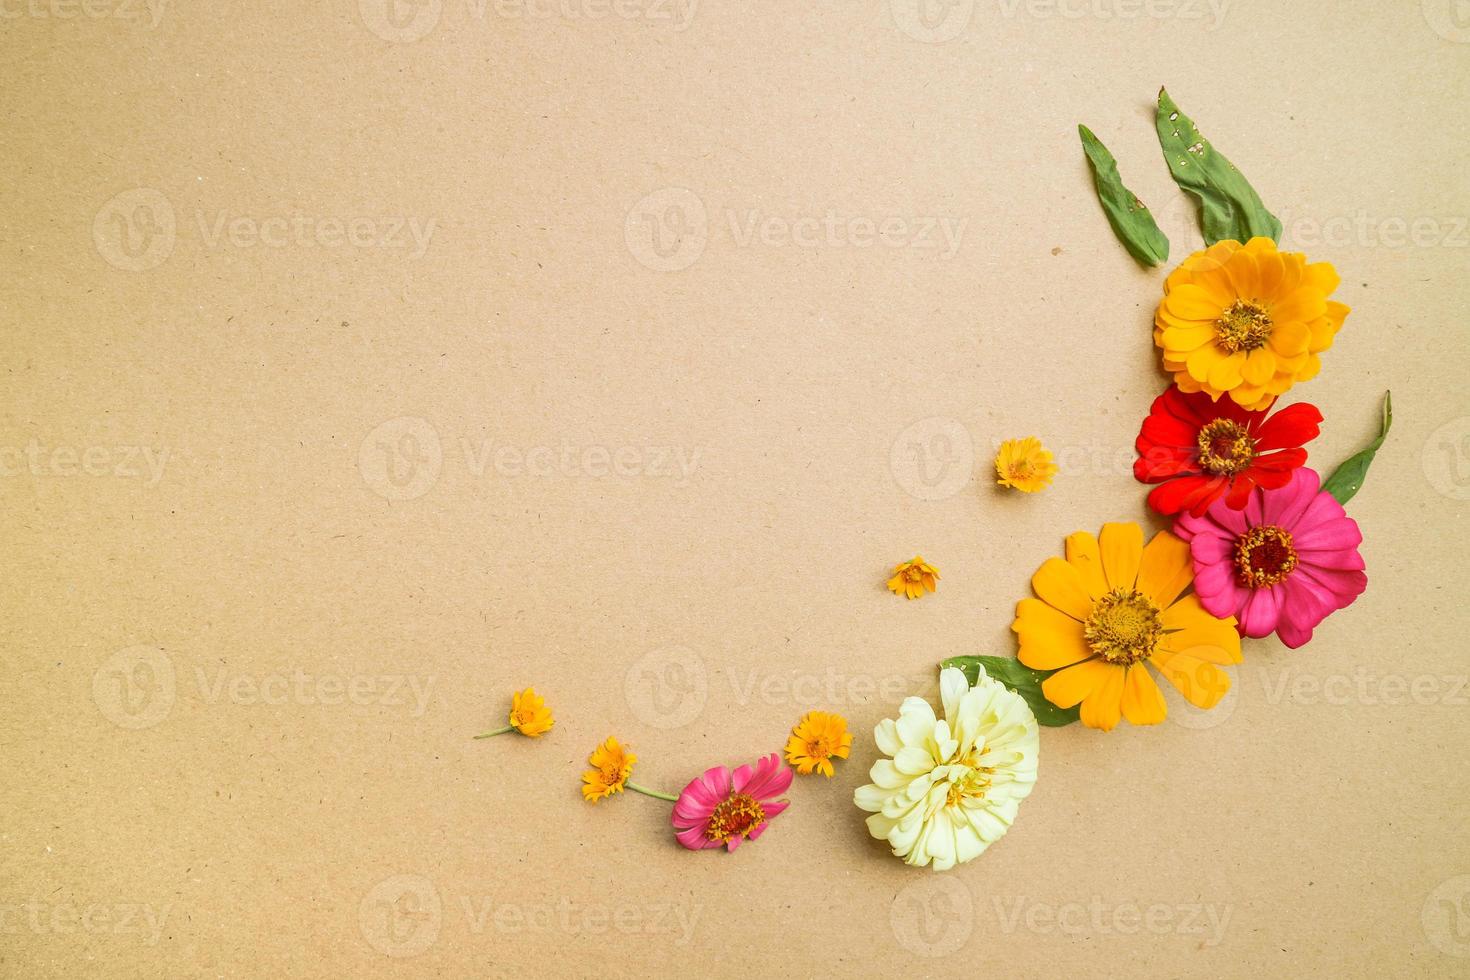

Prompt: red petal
[1223,474,1254,510]
[1139,411,1199,451]
[1252,447,1308,473]
[1254,402,1323,451]
[1163,386,1217,427]
[1182,476,1229,517]
[1136,447,1199,481]
[1147,476,1217,516]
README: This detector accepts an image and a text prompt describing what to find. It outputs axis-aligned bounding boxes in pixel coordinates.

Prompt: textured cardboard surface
[3,2,1468,977]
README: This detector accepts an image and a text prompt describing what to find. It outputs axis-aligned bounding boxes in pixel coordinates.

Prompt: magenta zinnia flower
[671,753,792,851]
[1174,467,1366,648]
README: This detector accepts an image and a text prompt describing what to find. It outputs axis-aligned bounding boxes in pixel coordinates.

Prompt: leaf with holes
[1155,88,1282,246]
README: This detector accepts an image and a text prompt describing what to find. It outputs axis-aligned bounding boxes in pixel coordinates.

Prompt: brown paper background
[3,1,1468,976]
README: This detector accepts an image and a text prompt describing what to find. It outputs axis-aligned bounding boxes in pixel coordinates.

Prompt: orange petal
[1041,658,1114,709]
[1150,650,1231,709]
[1078,665,1126,731]
[1064,531,1109,601]
[1099,522,1143,592]
[1013,598,1093,670]
[1120,663,1167,726]
[1136,531,1194,610]
[1030,556,1093,621]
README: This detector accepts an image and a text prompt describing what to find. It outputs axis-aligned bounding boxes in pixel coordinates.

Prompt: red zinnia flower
[1135,386,1322,517]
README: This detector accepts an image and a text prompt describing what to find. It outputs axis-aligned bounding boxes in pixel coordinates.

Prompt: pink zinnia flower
[671,753,792,852]
[1175,467,1367,649]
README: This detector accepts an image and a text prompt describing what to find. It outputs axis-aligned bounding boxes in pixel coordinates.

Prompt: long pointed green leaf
[1155,88,1282,245]
[940,655,1080,727]
[1078,124,1170,267]
[1322,391,1392,505]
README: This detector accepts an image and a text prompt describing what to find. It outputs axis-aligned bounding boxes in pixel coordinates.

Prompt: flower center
[944,764,994,808]
[902,566,924,583]
[1215,300,1273,353]
[1233,525,1298,588]
[1083,588,1164,665]
[1196,418,1256,475]
[804,736,832,760]
[705,793,766,843]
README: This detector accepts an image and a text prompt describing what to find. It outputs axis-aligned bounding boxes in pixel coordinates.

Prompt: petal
[1254,402,1322,452]
[1013,598,1093,670]
[1099,522,1144,591]
[1064,531,1110,600]
[1136,531,1194,609]
[1149,650,1231,709]
[1078,665,1126,731]
[1120,663,1167,726]
[1031,556,1094,621]
[1040,658,1113,709]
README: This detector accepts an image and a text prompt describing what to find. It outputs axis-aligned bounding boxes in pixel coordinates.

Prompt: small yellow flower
[509,687,554,737]
[995,437,1058,493]
[887,556,939,600]
[784,711,853,777]
[581,737,637,802]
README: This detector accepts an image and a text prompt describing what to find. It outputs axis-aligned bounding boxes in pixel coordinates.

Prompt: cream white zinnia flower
[854,665,1039,870]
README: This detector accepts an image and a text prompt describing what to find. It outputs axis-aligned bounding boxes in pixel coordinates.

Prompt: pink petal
[729,763,755,795]
[1296,547,1365,571]
[1263,469,1316,527]
[675,825,712,850]
[1296,564,1368,607]
[1237,585,1282,638]
[698,765,732,801]
[744,756,793,800]
[760,799,790,821]
[1275,615,1314,649]
[745,820,770,842]
[1290,491,1350,534]
[725,834,741,852]
[1292,514,1363,552]
[1192,559,1234,602]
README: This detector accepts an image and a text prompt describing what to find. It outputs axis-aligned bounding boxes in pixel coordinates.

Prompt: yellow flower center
[1084,588,1164,665]
[902,565,925,583]
[1215,300,1273,353]
[1196,418,1256,475]
[804,736,833,760]
[944,762,994,808]
[705,793,766,842]
[1234,525,1298,588]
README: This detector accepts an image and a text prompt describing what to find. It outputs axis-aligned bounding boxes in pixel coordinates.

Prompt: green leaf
[939,655,1080,727]
[1154,87,1282,246]
[1078,124,1170,268]
[1322,391,1392,505]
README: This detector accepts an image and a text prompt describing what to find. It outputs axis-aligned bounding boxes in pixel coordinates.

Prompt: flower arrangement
[472,86,1387,874]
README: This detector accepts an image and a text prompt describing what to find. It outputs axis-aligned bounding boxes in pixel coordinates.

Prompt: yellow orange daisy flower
[1155,237,1348,411]
[784,711,853,777]
[1011,522,1241,731]
[581,737,637,802]
[887,556,939,599]
[995,437,1058,493]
